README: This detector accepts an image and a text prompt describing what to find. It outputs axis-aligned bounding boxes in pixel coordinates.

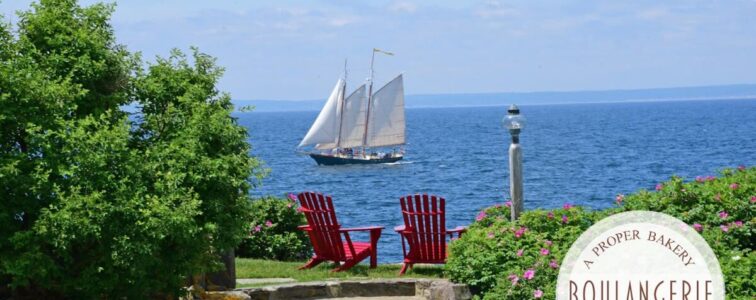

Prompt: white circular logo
[557,211,724,300]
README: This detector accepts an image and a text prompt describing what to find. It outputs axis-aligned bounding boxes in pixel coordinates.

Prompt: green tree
[16,0,131,117]
[0,1,264,298]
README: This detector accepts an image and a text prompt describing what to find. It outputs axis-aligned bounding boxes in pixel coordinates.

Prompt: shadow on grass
[236,258,445,282]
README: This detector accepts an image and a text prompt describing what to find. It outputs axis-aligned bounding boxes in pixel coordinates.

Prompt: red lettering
[570,280,578,300]
[654,281,664,300]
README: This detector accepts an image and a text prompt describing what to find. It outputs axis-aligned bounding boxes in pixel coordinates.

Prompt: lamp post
[503,104,526,221]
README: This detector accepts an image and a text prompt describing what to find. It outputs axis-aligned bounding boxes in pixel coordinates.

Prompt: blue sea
[237,99,756,263]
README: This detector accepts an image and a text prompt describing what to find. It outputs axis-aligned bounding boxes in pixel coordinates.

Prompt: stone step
[236,278,295,285]
[317,297,424,300]
[234,279,471,300]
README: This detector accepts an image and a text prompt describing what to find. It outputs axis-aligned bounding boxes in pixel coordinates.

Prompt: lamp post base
[509,143,523,221]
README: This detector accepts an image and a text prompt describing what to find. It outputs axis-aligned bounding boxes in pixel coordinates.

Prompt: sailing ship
[298,50,405,165]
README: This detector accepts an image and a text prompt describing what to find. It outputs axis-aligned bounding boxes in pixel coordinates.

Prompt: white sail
[366,74,405,147]
[337,84,368,148]
[298,79,344,149]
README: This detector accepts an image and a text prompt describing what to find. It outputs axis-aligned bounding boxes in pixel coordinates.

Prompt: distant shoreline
[405,95,756,109]
[236,95,756,113]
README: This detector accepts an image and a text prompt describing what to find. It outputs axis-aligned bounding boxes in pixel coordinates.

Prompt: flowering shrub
[619,167,753,253]
[446,204,603,298]
[236,196,310,260]
[446,166,754,299]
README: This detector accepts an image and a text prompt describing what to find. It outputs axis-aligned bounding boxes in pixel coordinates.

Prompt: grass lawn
[236,258,444,287]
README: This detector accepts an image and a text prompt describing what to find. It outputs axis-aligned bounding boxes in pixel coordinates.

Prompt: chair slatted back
[400,194,446,262]
[297,192,346,261]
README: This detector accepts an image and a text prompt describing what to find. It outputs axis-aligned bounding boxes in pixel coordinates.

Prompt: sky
[2,0,756,100]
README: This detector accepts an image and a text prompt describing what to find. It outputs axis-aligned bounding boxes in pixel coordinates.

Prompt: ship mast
[337,58,347,149]
[362,50,376,155]
[361,48,394,156]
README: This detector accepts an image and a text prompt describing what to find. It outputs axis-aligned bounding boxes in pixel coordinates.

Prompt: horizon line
[235,96,756,113]
[233,83,756,102]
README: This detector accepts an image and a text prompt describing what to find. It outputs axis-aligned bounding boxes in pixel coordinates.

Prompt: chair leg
[369,229,381,269]
[299,257,324,270]
[369,249,378,269]
[398,263,410,276]
[332,259,358,272]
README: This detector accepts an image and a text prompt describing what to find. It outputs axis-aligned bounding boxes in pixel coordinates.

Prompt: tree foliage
[0,0,264,298]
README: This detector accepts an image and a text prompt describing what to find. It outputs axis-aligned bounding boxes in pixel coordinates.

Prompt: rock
[202,291,251,300]
[337,280,416,297]
[428,281,471,300]
[267,281,331,299]
[236,279,471,300]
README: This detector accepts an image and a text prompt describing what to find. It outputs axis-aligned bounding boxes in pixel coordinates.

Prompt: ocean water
[237,99,756,263]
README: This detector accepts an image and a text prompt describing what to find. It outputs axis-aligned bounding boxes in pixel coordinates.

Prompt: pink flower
[547,212,554,219]
[720,225,729,232]
[514,227,527,238]
[549,260,559,269]
[523,269,535,280]
[540,248,550,256]
[751,196,756,203]
[288,193,298,201]
[561,215,568,224]
[265,220,274,227]
[655,184,663,191]
[733,221,743,227]
[714,193,721,201]
[253,225,262,232]
[517,249,524,257]
[504,201,512,208]
[487,232,495,239]
[544,240,553,247]
[563,203,573,210]
[738,165,746,171]
[730,183,739,190]
[693,223,703,232]
[508,274,519,286]
[718,211,728,219]
[534,289,544,298]
[706,176,716,182]
[615,194,624,205]
[476,210,487,221]
[286,202,293,208]
[695,176,705,183]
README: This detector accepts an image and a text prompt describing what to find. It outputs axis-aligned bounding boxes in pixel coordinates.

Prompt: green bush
[447,204,603,298]
[0,1,264,298]
[446,166,754,299]
[237,196,310,261]
[619,167,754,252]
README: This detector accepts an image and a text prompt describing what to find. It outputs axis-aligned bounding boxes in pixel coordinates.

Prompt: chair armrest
[341,226,383,259]
[446,226,467,237]
[297,225,312,231]
[394,225,406,232]
[448,226,467,233]
[340,226,384,232]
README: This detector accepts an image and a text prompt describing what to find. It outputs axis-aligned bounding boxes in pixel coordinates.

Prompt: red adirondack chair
[294,192,383,272]
[395,194,466,275]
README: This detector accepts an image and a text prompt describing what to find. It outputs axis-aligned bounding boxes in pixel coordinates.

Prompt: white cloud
[389,1,417,13]
[637,8,669,20]
[475,1,518,19]
[328,16,357,27]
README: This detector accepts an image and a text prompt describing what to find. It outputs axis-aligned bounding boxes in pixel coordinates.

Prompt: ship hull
[309,153,403,165]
